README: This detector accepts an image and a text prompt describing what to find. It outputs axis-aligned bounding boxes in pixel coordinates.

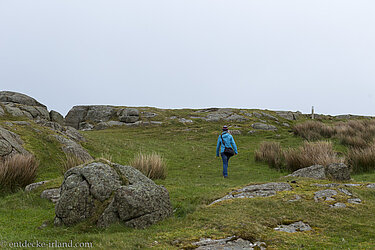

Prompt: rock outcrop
[0,91,50,120]
[275,111,301,120]
[65,106,141,130]
[274,221,312,233]
[0,125,29,159]
[0,91,66,125]
[192,236,267,250]
[54,161,173,228]
[251,123,277,131]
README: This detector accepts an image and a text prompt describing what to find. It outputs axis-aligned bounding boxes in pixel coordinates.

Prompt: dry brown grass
[0,154,39,192]
[292,121,336,141]
[284,141,342,172]
[254,141,284,170]
[130,152,167,180]
[62,153,91,174]
[347,144,375,173]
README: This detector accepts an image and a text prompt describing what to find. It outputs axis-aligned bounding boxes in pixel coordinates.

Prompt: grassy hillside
[1,109,375,249]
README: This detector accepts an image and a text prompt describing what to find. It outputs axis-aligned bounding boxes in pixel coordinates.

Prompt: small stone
[40,188,61,203]
[344,184,361,187]
[330,203,346,208]
[348,198,362,204]
[179,118,193,124]
[37,220,49,230]
[338,188,352,196]
[366,183,375,189]
[288,195,302,202]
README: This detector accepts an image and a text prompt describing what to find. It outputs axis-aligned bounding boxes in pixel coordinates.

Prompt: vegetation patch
[129,152,167,180]
[0,154,38,192]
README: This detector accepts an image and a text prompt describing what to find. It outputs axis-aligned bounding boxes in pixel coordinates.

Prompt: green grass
[1,109,375,249]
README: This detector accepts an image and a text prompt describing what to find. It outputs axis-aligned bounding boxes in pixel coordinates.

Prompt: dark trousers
[220,152,231,177]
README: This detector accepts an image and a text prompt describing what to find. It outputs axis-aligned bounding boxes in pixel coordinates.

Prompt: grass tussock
[62,153,91,174]
[284,141,342,172]
[255,141,342,172]
[292,121,336,140]
[347,144,375,173]
[254,141,283,169]
[130,152,167,180]
[0,154,38,192]
[294,119,375,148]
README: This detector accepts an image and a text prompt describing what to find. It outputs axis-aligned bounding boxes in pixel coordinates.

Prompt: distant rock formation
[65,106,141,130]
[0,91,65,124]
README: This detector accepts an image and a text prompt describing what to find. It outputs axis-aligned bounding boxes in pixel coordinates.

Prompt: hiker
[216,125,238,178]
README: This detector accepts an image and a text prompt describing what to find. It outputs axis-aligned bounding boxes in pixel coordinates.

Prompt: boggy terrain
[1,91,375,249]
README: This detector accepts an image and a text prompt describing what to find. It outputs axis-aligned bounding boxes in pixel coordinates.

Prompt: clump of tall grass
[62,153,91,174]
[130,152,167,180]
[347,144,375,173]
[0,154,39,192]
[293,119,375,149]
[284,141,342,172]
[292,121,336,141]
[254,141,284,170]
[255,141,342,172]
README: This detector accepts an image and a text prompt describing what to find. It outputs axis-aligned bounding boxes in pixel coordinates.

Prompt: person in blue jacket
[216,125,238,178]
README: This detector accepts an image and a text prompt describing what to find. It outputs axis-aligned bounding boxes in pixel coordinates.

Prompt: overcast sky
[1,1,374,116]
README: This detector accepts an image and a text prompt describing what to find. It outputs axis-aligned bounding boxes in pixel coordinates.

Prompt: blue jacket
[216,131,238,156]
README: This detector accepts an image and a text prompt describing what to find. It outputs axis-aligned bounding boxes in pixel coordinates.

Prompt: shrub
[254,141,284,170]
[130,152,167,180]
[0,154,39,192]
[347,144,375,173]
[284,141,342,172]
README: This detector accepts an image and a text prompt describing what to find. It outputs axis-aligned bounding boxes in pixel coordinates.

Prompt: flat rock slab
[193,236,266,250]
[274,221,312,233]
[314,189,337,202]
[210,182,292,205]
[367,184,375,189]
[25,181,50,192]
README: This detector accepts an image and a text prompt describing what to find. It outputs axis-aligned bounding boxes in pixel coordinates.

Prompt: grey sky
[1,1,374,116]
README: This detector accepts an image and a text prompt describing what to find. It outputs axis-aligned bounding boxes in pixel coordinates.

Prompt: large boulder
[54,161,173,228]
[0,125,29,158]
[288,163,351,181]
[326,163,351,181]
[118,108,140,123]
[288,165,326,179]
